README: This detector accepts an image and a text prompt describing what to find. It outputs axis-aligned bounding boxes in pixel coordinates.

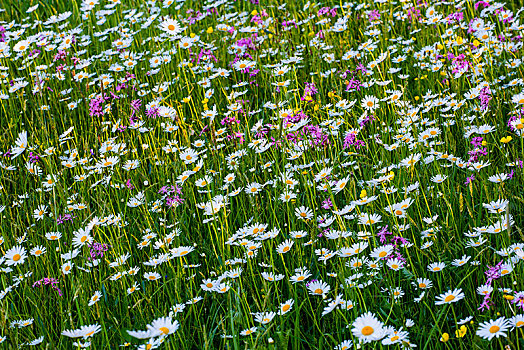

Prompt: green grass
[0,0,524,348]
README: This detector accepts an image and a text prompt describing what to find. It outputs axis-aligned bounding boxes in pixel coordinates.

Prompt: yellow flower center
[361,326,374,336]
[489,325,500,333]
[444,295,455,303]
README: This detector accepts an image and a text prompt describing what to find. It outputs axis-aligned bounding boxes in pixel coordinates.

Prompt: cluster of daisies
[0,0,523,348]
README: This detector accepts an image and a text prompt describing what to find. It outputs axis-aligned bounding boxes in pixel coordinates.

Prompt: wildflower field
[1,0,524,348]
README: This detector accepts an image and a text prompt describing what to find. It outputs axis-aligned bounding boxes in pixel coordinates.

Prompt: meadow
[0,0,523,348]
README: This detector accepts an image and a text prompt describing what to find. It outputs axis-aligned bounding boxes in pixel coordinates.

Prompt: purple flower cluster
[468,136,487,163]
[88,242,110,261]
[287,124,329,148]
[474,1,490,10]
[129,99,141,124]
[301,82,318,102]
[345,78,362,92]
[479,86,491,110]
[407,7,421,22]
[321,198,333,210]
[53,50,68,62]
[343,65,366,92]
[359,113,375,128]
[235,37,256,51]
[478,260,503,312]
[444,52,470,76]
[446,11,464,24]
[196,49,218,65]
[378,226,408,266]
[512,292,524,311]
[159,185,185,208]
[318,7,337,17]
[28,152,40,164]
[126,179,135,190]
[285,110,308,124]
[368,10,380,22]
[186,9,205,25]
[2,149,11,158]
[56,213,75,225]
[377,226,392,243]
[220,116,240,126]
[89,95,111,117]
[343,133,365,150]
[146,105,160,119]
[464,174,475,185]
[32,278,63,297]
[282,20,297,29]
